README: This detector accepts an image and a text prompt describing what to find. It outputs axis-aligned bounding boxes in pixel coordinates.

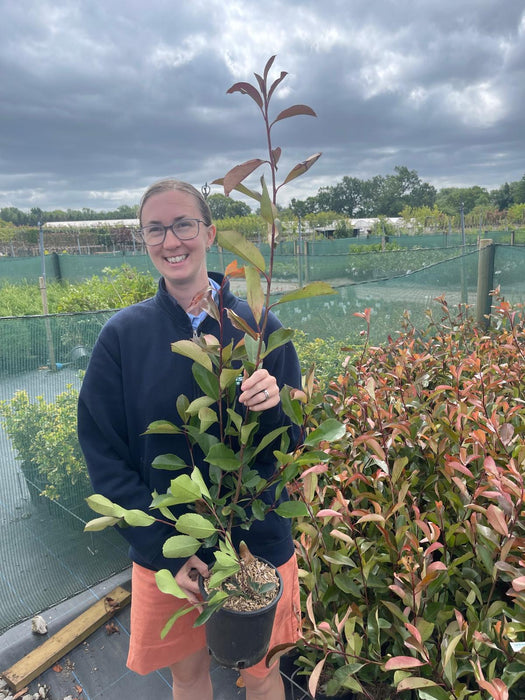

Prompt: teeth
[166,255,187,263]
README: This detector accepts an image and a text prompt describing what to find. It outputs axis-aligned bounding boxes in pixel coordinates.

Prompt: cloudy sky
[1,0,524,213]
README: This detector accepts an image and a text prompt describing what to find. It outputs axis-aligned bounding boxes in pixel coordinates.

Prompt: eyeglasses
[138,218,207,246]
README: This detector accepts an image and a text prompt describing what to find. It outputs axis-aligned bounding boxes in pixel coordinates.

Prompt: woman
[78,179,302,699]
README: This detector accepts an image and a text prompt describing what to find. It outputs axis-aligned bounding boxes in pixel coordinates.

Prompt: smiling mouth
[165,254,188,264]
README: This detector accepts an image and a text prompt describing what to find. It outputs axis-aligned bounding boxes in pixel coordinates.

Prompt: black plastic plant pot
[199,561,283,670]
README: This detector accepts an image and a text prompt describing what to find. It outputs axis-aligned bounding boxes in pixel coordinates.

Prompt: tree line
[289,166,525,218]
[1,166,524,229]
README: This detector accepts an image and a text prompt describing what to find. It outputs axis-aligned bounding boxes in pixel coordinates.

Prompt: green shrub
[291,298,525,698]
[0,385,91,513]
[0,264,156,317]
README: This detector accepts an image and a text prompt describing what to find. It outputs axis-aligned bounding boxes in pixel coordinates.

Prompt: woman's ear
[207,224,216,250]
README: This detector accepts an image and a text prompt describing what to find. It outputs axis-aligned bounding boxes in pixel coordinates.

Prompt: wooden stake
[1,586,131,692]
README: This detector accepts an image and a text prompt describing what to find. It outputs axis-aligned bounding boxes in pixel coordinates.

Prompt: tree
[207,193,251,219]
[375,166,436,216]
[510,175,525,205]
[436,186,490,216]
[491,182,513,211]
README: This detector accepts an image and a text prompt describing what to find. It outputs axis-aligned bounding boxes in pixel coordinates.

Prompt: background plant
[0,386,91,507]
[289,297,525,699]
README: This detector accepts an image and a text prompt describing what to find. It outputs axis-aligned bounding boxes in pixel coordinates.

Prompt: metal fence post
[476,239,495,329]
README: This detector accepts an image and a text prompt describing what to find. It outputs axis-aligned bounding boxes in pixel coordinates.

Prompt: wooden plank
[1,585,131,692]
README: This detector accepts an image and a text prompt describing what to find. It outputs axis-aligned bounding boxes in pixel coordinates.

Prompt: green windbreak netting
[0,243,523,634]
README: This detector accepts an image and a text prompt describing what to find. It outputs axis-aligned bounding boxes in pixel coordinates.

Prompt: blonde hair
[139,179,212,226]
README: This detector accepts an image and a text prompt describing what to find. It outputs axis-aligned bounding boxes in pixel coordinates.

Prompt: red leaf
[512,576,525,592]
[267,71,288,102]
[223,159,266,196]
[317,508,343,519]
[280,153,322,186]
[405,623,422,645]
[265,642,297,668]
[487,504,509,537]
[52,664,63,672]
[384,656,426,670]
[271,147,282,167]
[271,104,317,126]
[226,81,263,109]
[308,655,327,698]
[263,55,276,80]
[224,260,245,279]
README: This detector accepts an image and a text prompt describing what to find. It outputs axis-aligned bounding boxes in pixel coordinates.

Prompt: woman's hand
[238,368,280,411]
[175,555,210,608]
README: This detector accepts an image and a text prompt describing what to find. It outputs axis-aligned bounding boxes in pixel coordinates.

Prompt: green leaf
[276,281,336,305]
[397,678,440,692]
[226,408,243,432]
[176,513,216,539]
[214,550,238,568]
[193,591,229,625]
[198,406,217,433]
[251,425,289,458]
[176,394,190,421]
[226,309,259,339]
[251,499,266,520]
[280,385,304,426]
[261,328,295,358]
[245,265,264,324]
[155,569,188,598]
[123,509,156,527]
[171,339,212,371]
[86,494,126,517]
[169,474,202,504]
[260,175,276,226]
[190,466,211,500]
[143,420,181,435]
[276,500,309,518]
[152,453,188,470]
[240,421,258,446]
[192,363,220,401]
[304,418,346,447]
[160,605,195,638]
[208,565,240,589]
[163,534,201,558]
[185,425,219,454]
[186,395,216,416]
[216,229,265,271]
[219,367,242,391]
[84,515,121,531]
[244,334,262,365]
[204,443,240,471]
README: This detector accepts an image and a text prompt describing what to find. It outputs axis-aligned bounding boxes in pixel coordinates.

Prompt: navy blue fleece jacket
[77,272,302,576]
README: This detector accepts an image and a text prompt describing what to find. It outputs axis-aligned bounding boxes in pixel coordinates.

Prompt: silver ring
[263,389,270,401]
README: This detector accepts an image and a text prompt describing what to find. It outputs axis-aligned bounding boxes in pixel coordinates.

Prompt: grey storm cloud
[0,0,524,211]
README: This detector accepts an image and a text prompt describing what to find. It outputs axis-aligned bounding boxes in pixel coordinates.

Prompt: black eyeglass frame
[137,218,208,246]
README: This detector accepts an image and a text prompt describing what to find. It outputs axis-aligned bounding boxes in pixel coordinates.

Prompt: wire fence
[0,241,523,634]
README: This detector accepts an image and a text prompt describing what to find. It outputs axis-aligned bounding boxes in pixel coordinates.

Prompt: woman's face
[141,189,215,303]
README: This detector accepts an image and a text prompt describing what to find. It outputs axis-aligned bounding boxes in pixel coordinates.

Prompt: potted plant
[287,297,525,699]
[84,55,342,670]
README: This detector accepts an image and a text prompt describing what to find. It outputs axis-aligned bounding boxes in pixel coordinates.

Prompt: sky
[1,0,524,214]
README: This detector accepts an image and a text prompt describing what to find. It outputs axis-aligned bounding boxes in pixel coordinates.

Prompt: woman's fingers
[239,369,280,410]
